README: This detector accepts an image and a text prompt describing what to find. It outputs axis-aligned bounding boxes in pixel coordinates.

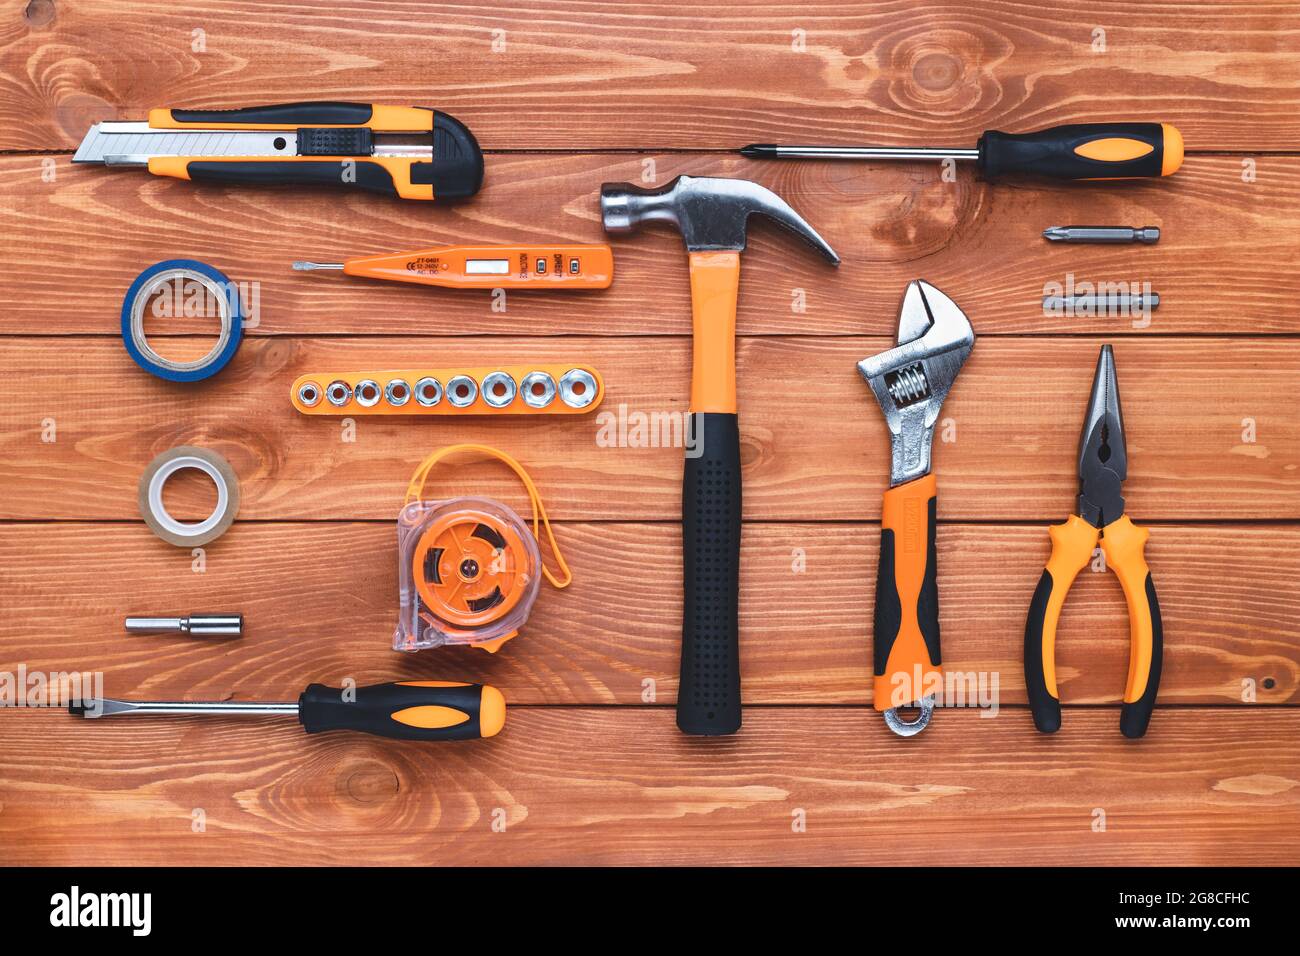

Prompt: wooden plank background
[0,0,1296,866]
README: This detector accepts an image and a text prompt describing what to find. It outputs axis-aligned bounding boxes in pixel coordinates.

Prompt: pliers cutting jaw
[1024,345,1164,739]
[1076,345,1127,529]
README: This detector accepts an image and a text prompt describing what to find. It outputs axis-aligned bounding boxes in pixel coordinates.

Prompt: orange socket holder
[295,243,613,291]
[292,364,604,416]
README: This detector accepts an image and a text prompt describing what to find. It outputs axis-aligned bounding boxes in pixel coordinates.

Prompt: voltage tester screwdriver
[71,680,506,742]
[294,243,614,290]
[742,122,1184,180]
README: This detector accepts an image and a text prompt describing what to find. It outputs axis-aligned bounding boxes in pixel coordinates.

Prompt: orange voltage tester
[293,243,614,290]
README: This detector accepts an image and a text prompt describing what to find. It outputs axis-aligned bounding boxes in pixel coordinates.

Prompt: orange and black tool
[293,243,613,290]
[73,102,483,201]
[1024,345,1162,739]
[70,680,505,742]
[858,281,975,738]
[741,122,1184,180]
[600,175,840,736]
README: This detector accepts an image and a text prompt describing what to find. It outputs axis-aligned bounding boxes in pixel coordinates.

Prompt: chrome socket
[414,377,443,407]
[446,374,478,408]
[384,378,412,407]
[354,379,382,407]
[559,368,598,408]
[325,380,352,406]
[482,371,518,408]
[297,381,322,407]
[521,371,557,408]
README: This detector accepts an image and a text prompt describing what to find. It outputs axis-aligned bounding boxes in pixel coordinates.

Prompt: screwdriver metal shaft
[740,144,980,162]
[75,698,297,718]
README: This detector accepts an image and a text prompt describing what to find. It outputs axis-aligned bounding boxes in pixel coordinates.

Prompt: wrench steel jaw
[857,280,975,485]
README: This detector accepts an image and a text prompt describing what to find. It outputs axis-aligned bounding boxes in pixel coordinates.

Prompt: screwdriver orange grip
[873,473,942,711]
[978,122,1183,180]
[297,681,505,741]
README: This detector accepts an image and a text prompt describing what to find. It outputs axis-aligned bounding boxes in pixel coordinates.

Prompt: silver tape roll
[138,446,240,547]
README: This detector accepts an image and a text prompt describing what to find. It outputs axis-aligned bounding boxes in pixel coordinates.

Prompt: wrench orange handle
[873,473,942,711]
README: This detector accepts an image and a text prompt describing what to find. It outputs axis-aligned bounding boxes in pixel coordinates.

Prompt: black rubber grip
[171,102,374,125]
[1119,573,1163,739]
[977,122,1165,180]
[297,126,374,156]
[429,111,485,199]
[1023,568,1062,733]
[297,682,491,741]
[186,160,401,196]
[678,412,742,735]
[873,492,940,701]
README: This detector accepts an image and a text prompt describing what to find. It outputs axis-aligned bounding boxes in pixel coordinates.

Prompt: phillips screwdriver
[741,122,1184,180]
[70,680,505,742]
[293,243,614,290]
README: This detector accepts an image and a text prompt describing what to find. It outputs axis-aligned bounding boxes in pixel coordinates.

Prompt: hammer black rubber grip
[678,412,743,735]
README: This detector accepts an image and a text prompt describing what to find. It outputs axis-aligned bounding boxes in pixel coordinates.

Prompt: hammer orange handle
[678,251,744,734]
[874,474,942,711]
[688,252,740,413]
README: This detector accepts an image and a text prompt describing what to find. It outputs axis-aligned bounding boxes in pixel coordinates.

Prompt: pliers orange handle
[1023,345,1163,738]
[1024,513,1163,738]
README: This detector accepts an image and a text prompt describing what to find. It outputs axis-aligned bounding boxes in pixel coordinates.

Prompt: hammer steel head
[858,280,976,486]
[600,175,840,263]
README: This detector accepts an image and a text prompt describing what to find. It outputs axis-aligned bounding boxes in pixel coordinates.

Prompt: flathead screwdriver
[741,122,1184,180]
[70,680,506,741]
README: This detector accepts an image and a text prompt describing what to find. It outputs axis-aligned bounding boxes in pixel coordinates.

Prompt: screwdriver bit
[1043,226,1160,244]
[124,614,243,637]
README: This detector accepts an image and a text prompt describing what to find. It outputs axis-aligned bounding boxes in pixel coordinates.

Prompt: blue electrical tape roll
[121,259,244,382]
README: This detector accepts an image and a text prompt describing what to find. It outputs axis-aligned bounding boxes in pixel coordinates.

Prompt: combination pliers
[1023,345,1164,738]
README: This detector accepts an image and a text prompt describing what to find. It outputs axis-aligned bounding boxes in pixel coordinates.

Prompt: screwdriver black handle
[977,122,1183,180]
[297,681,505,741]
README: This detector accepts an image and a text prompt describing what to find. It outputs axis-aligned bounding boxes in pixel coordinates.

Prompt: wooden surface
[0,0,1297,866]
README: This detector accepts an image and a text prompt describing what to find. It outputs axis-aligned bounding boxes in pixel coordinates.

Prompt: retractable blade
[71,101,484,201]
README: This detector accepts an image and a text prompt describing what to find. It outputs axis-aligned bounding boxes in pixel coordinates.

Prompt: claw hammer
[600,175,840,734]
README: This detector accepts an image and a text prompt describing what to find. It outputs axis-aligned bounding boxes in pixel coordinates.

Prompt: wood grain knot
[885,29,992,113]
[341,761,401,805]
[24,0,55,29]
[912,52,961,93]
